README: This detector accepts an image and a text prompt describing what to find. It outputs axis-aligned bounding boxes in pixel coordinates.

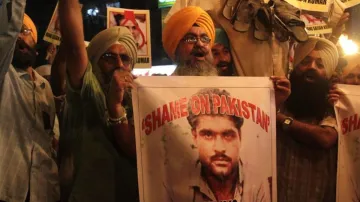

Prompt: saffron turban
[23,14,38,43]
[162,6,215,60]
[294,37,338,79]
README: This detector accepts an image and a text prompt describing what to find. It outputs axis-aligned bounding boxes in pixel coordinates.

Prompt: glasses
[101,53,132,67]
[182,35,211,44]
[21,25,33,36]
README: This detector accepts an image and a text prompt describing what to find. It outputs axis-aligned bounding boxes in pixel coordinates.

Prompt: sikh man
[162,6,218,76]
[276,37,339,202]
[341,54,360,85]
[212,28,235,76]
[0,1,60,201]
[184,88,271,202]
[58,0,139,200]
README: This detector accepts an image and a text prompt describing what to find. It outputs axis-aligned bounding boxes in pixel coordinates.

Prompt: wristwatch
[282,117,294,131]
[107,112,128,126]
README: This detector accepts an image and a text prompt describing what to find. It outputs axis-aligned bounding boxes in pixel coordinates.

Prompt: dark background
[26,0,172,67]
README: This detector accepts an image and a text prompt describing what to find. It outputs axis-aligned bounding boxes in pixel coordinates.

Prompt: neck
[202,167,238,201]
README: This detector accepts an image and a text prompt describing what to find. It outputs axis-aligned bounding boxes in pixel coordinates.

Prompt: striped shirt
[0,0,59,201]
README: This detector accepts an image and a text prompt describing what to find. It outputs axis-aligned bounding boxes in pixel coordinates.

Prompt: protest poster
[335,85,360,202]
[132,77,276,202]
[107,7,151,68]
[43,3,61,45]
[300,11,332,35]
[336,0,360,10]
[285,0,331,12]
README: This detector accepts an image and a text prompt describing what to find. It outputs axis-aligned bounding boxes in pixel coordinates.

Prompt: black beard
[216,61,234,76]
[286,70,331,120]
[12,39,37,69]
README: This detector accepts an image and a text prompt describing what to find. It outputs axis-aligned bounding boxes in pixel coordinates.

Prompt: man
[162,6,218,76]
[276,37,339,202]
[0,1,59,201]
[212,28,235,76]
[341,54,360,85]
[185,88,270,202]
[58,0,139,200]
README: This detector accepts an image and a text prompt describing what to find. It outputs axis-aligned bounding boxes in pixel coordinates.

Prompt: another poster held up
[132,77,276,202]
[107,7,151,68]
[285,0,331,12]
[301,10,332,35]
[336,85,360,202]
[44,3,61,45]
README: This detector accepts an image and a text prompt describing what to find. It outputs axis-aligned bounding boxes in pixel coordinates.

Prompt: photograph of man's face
[192,115,241,179]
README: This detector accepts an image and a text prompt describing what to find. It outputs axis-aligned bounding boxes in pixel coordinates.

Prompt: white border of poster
[335,84,360,202]
[132,77,277,202]
[107,7,152,68]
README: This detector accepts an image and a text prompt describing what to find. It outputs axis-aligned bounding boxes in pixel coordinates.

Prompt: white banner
[132,77,277,202]
[335,84,360,202]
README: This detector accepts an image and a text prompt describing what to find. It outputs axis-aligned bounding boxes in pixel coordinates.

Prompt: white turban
[294,37,338,79]
[87,26,137,93]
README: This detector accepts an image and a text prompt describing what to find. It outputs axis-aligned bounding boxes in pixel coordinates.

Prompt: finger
[275,86,291,94]
[131,73,138,79]
[276,79,291,88]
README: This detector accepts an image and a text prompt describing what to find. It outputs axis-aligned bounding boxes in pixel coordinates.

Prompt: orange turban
[162,6,215,60]
[23,14,38,43]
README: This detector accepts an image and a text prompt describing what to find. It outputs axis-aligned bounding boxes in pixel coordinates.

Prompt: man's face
[176,26,212,64]
[342,66,360,85]
[295,50,327,82]
[120,19,140,41]
[212,43,232,76]
[12,24,37,69]
[192,115,240,179]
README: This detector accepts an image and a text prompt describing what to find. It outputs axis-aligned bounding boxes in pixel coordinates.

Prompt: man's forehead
[186,26,208,36]
[212,43,227,51]
[307,50,322,60]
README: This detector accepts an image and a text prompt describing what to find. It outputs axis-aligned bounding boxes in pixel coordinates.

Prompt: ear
[191,128,197,146]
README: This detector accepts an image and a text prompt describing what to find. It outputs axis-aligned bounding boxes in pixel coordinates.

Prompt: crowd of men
[0,0,359,201]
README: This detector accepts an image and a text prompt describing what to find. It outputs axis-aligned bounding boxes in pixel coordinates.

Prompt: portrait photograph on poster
[132,77,277,202]
[107,7,152,68]
[335,85,360,202]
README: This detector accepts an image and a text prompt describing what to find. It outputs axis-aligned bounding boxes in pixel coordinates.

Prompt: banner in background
[285,0,332,12]
[301,11,332,35]
[43,3,61,45]
[335,85,360,202]
[336,0,360,9]
[132,77,277,202]
[107,7,152,68]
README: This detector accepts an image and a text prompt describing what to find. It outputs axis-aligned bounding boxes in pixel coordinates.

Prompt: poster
[132,77,277,202]
[300,11,332,35]
[285,0,332,12]
[43,3,61,45]
[107,7,152,68]
[336,0,360,9]
[335,84,360,202]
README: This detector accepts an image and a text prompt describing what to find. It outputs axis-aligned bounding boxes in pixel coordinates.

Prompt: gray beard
[173,59,218,76]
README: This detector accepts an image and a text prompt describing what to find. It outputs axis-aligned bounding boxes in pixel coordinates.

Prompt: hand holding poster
[107,7,151,68]
[132,77,276,202]
[335,84,360,202]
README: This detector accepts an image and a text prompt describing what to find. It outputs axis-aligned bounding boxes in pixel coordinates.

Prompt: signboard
[107,7,152,68]
[132,77,277,202]
[336,84,360,202]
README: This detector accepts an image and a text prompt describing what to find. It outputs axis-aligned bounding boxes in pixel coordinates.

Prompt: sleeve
[0,0,26,84]
[320,115,338,133]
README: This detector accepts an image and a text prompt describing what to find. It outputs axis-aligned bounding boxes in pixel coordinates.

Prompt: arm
[58,0,87,88]
[276,113,338,149]
[329,12,349,44]
[0,0,26,84]
[110,119,136,157]
[50,42,66,96]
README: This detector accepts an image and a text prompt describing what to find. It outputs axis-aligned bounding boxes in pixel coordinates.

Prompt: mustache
[210,153,232,162]
[190,46,209,57]
[217,61,230,68]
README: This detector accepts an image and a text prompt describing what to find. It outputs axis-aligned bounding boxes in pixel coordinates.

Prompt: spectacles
[101,53,132,67]
[182,35,211,44]
[21,25,33,36]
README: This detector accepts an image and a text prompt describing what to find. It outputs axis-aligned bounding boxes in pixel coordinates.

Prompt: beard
[174,45,218,76]
[216,61,234,76]
[286,70,331,120]
[12,39,37,70]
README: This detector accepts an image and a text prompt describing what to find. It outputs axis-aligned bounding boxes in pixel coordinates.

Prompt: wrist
[108,104,126,119]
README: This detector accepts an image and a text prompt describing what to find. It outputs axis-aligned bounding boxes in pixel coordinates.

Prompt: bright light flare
[339,35,359,55]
